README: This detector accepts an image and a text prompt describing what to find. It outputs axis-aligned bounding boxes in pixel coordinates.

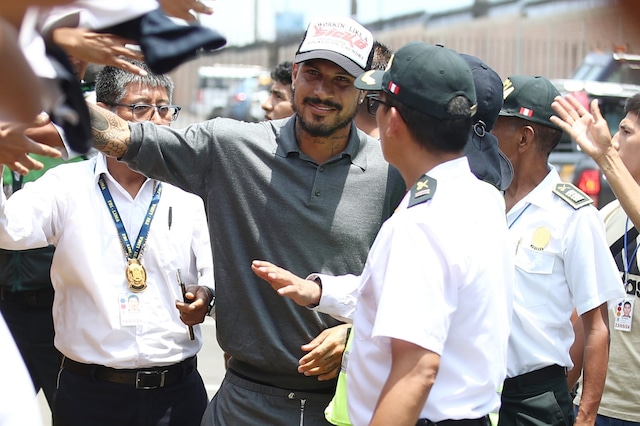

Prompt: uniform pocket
[514,247,555,307]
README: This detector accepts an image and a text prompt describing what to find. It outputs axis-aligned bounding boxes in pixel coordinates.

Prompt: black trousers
[498,366,574,426]
[54,363,208,426]
[0,291,61,413]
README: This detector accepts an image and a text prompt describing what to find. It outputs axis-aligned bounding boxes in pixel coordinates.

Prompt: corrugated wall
[170,1,640,118]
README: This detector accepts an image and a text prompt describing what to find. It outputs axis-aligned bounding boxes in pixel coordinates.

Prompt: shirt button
[315,190,321,196]
[318,166,324,172]
[288,392,295,399]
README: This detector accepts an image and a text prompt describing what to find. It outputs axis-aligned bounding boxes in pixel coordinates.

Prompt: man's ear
[518,125,535,152]
[386,106,403,138]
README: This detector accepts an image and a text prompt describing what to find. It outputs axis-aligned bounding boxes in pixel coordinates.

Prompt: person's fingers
[590,98,604,122]
[190,0,214,16]
[173,10,197,21]
[113,58,148,76]
[109,45,144,60]
[11,154,44,175]
[24,138,62,159]
[32,112,51,127]
[549,115,569,132]
[159,0,213,21]
[317,367,340,381]
[560,95,581,121]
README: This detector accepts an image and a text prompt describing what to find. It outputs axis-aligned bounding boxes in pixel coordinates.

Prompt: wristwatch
[206,286,216,316]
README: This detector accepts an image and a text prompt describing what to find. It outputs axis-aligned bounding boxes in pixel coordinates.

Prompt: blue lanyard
[98,174,162,259]
[623,217,639,278]
[508,203,531,229]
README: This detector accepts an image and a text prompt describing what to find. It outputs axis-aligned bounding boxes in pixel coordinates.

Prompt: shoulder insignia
[408,175,437,208]
[552,183,593,209]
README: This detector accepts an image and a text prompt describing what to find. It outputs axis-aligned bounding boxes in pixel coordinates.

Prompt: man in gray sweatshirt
[87,16,405,425]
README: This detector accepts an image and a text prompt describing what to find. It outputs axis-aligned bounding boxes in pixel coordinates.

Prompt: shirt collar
[275,115,367,170]
[93,153,155,191]
[399,157,471,208]
[422,156,471,181]
[512,165,560,211]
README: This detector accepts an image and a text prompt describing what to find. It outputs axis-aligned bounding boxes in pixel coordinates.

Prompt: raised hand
[551,94,615,161]
[0,115,62,175]
[251,260,322,308]
[52,27,147,76]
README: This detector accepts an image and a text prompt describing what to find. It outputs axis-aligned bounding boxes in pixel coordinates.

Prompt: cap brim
[354,70,385,90]
[498,109,562,131]
[295,50,364,77]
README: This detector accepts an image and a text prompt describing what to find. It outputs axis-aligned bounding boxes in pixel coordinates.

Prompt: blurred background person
[552,92,640,426]
[261,60,293,120]
[354,40,392,138]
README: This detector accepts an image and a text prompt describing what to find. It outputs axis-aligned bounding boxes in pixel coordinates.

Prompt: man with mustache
[86,15,405,426]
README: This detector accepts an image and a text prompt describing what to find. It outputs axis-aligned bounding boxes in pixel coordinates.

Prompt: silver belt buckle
[135,369,168,389]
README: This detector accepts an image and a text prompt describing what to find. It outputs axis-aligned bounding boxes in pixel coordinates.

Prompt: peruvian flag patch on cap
[387,81,400,95]
[519,107,533,117]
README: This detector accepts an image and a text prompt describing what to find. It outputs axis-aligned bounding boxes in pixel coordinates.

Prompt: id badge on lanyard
[617,218,639,332]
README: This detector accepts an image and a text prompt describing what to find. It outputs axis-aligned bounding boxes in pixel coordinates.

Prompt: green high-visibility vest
[325,327,354,426]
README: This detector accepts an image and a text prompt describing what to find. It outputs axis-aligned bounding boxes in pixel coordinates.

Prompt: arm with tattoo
[87,102,131,158]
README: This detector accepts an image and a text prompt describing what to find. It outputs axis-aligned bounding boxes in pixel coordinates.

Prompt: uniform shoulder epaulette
[552,182,593,209]
[408,175,437,208]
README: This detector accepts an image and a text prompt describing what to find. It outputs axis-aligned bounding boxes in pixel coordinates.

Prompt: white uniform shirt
[506,168,623,377]
[0,313,43,426]
[322,158,514,425]
[0,154,213,368]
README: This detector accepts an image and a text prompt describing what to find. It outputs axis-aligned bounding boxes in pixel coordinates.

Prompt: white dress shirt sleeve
[306,273,360,323]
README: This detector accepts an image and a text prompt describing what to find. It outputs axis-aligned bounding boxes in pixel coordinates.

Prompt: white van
[192,64,268,119]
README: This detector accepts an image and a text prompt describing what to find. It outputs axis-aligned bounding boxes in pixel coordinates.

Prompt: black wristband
[205,286,216,316]
[305,276,322,309]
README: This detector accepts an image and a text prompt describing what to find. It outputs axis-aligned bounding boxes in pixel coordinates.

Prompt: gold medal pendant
[126,258,147,292]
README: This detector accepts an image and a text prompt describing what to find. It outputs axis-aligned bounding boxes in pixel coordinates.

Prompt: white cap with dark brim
[294,17,374,77]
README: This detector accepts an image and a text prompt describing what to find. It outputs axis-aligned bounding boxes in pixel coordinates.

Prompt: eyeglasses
[366,96,393,116]
[110,103,182,123]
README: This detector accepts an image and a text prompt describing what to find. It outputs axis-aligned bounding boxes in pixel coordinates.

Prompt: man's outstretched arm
[87,102,131,158]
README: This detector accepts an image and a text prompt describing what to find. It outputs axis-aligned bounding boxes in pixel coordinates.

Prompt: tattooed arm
[87,102,131,158]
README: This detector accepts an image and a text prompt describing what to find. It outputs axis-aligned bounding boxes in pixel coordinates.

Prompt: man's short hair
[371,41,392,71]
[385,94,473,153]
[625,93,640,116]
[96,58,174,105]
[271,61,292,86]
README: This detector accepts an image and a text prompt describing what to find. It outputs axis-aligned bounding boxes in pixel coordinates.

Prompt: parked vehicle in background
[569,51,640,84]
[549,51,640,208]
[223,72,272,122]
[191,64,268,120]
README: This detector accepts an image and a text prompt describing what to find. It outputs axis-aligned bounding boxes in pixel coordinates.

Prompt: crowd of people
[1,2,639,426]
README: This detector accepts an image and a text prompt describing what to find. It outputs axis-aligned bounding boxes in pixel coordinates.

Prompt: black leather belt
[0,287,54,307]
[416,416,489,426]
[62,356,197,389]
[503,364,567,392]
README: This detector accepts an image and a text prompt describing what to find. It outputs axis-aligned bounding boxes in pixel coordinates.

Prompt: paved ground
[38,317,225,425]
